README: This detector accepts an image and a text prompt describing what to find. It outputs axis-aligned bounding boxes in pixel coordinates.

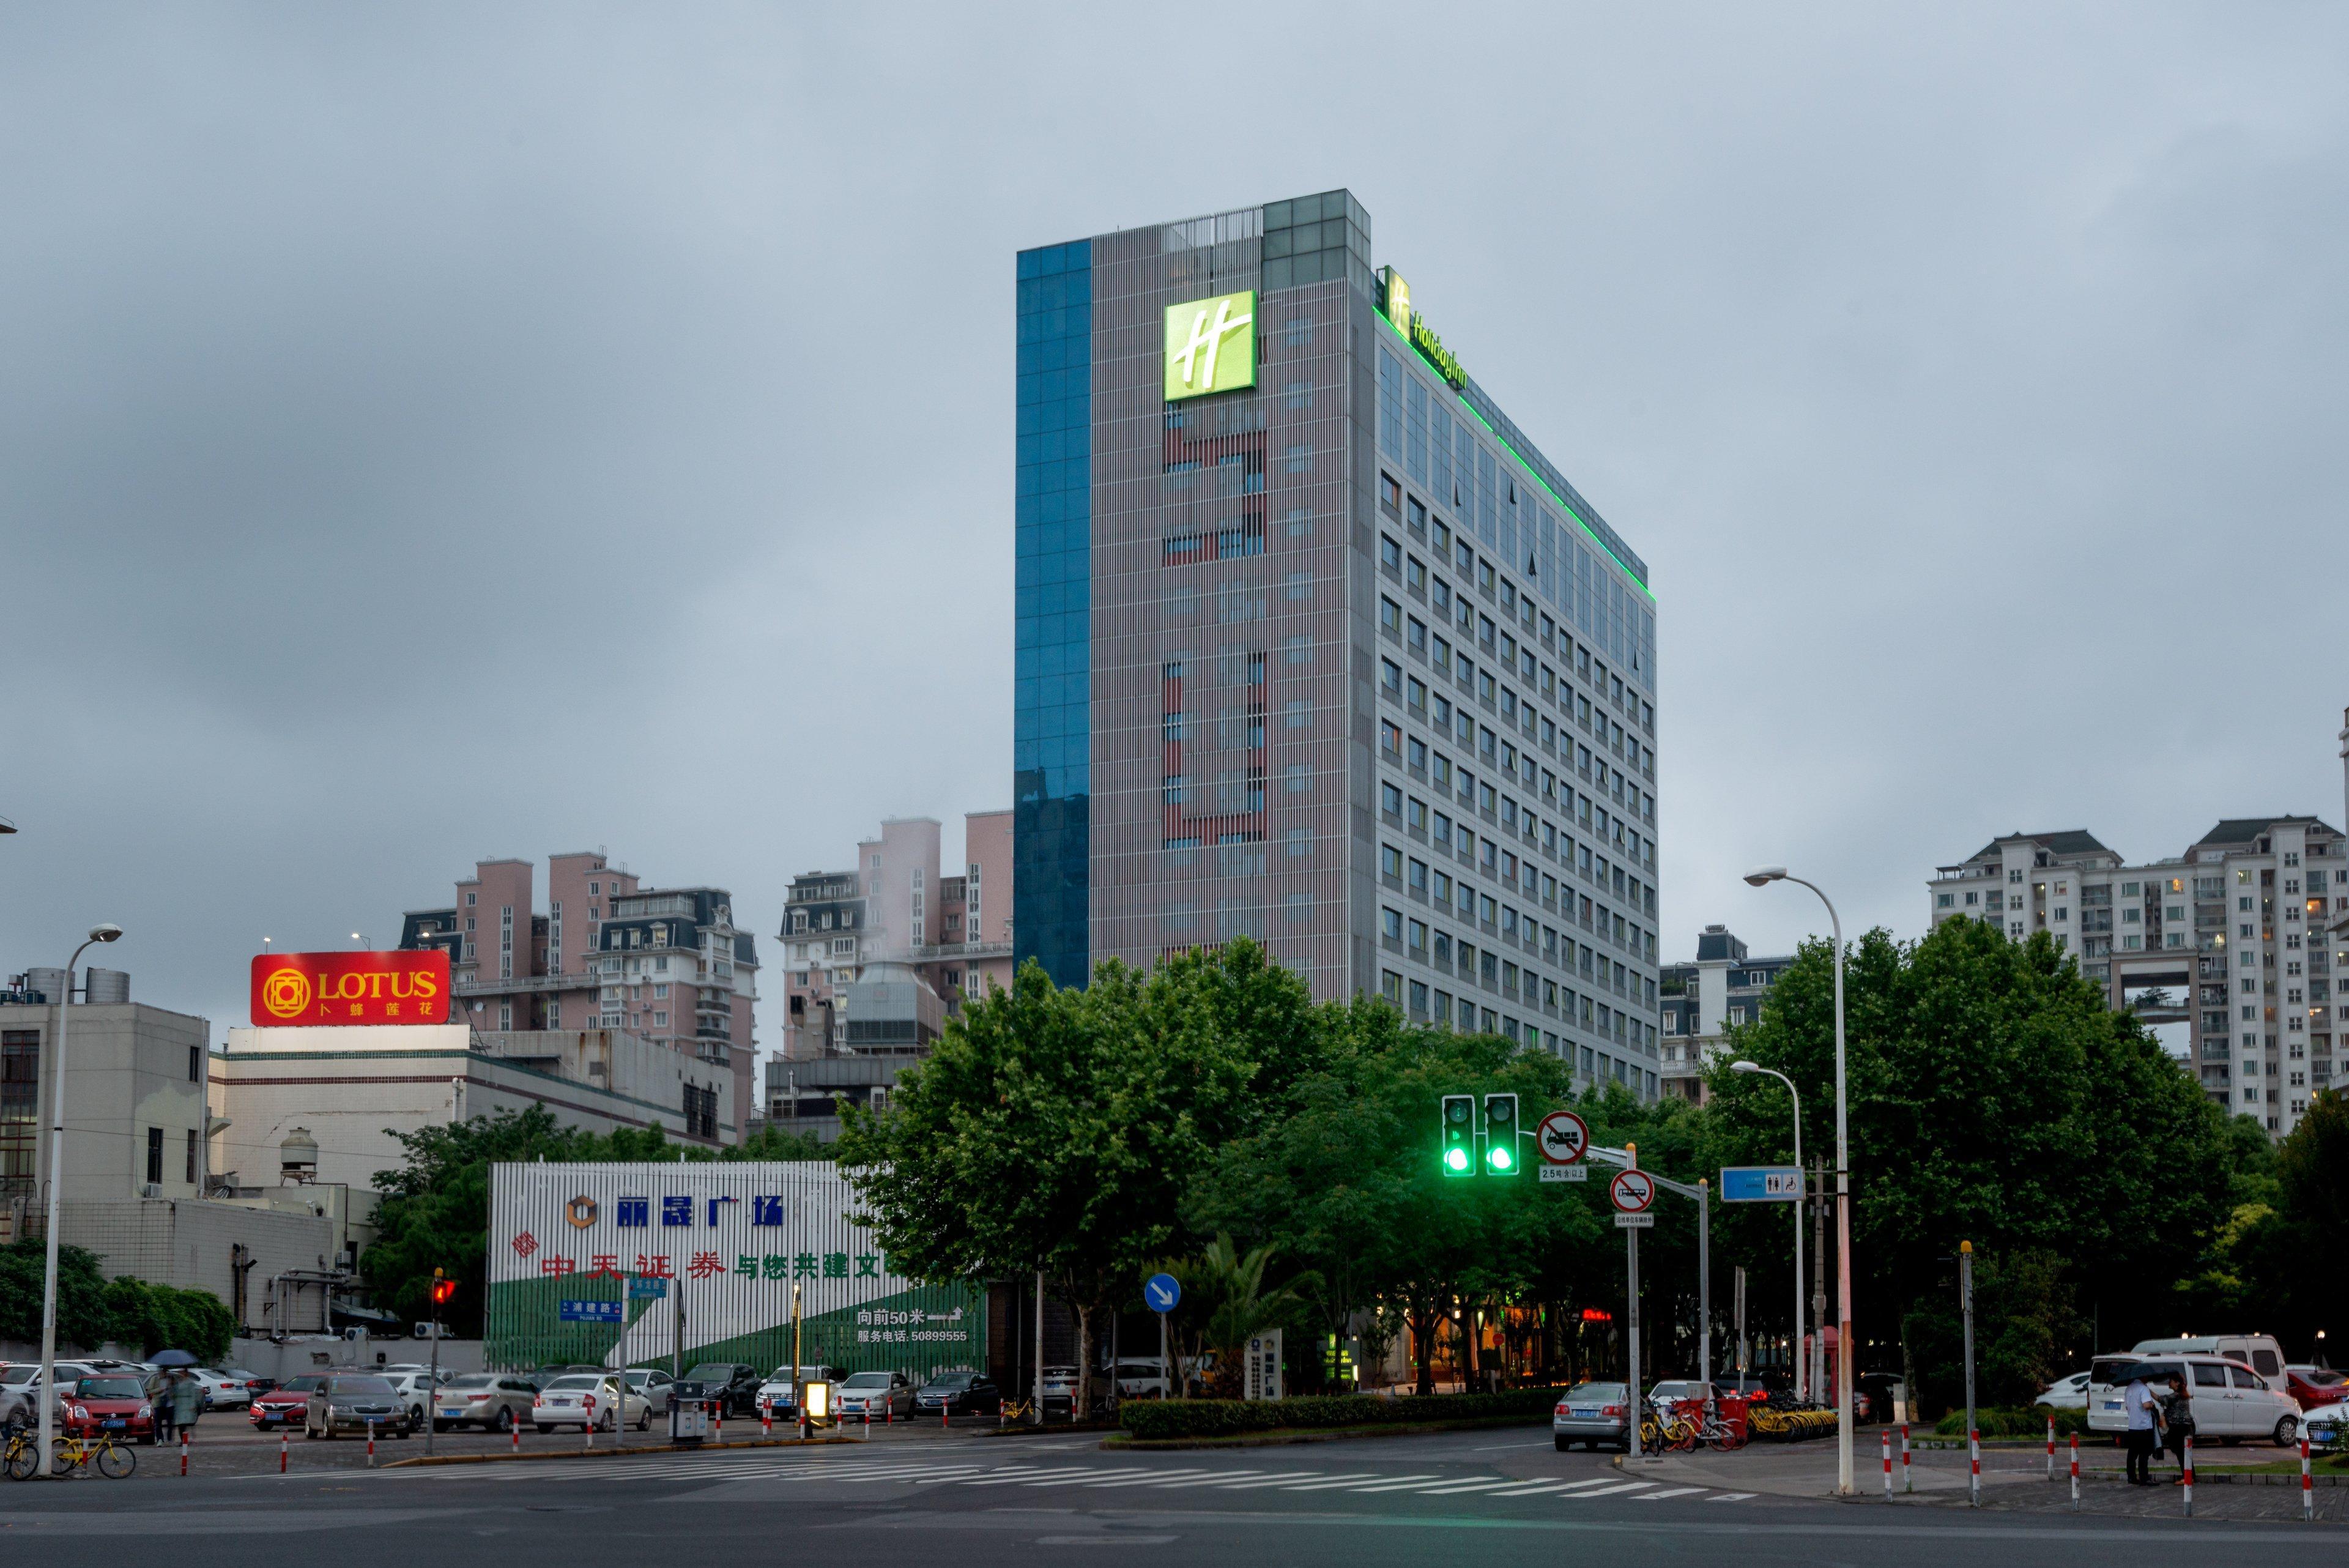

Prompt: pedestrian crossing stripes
[361,1452,1757,1504]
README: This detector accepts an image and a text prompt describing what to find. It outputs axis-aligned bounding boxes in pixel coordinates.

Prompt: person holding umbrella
[148,1350,201,1446]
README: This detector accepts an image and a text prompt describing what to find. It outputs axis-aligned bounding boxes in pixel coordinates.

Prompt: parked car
[1649,1379,1720,1413]
[2285,1365,2347,1411]
[305,1375,414,1439]
[2035,1372,2092,1411]
[0,1362,102,1425]
[914,1370,1001,1416]
[2088,1354,2302,1447]
[834,1371,916,1421]
[755,1364,848,1421]
[382,1370,446,1429]
[61,1376,157,1444]
[534,1373,648,1433]
[623,1369,675,1416]
[683,1362,763,1418]
[1554,1381,1632,1451]
[432,1373,538,1432]
[249,1376,324,1429]
[1108,1359,1169,1400]
[189,1368,254,1410]
[1040,1364,1083,1418]
[2131,1336,2287,1391]
[2303,1402,2349,1452]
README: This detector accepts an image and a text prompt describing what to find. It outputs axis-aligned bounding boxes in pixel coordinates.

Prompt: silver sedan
[432,1373,538,1432]
[1552,1381,1631,1451]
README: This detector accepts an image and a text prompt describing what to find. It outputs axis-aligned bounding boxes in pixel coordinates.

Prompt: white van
[2131,1336,2287,1391]
[2087,1353,2301,1447]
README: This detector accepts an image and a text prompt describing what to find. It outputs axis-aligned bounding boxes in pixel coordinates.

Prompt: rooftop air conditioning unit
[138,1182,161,1198]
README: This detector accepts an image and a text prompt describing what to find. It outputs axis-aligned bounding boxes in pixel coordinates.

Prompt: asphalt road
[1,1427,2336,1567]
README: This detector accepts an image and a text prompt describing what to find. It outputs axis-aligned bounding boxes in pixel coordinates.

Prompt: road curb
[383,1435,863,1468]
[1105,1415,1548,1451]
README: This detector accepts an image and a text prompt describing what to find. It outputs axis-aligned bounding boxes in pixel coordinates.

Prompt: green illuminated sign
[1379,266,1466,391]
[1163,290,1257,401]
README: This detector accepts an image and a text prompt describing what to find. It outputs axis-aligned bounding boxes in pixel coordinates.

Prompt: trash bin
[668,1380,713,1444]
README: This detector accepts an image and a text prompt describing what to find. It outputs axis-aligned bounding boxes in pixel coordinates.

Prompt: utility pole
[1811,1156,1828,1408]
[1734,1266,1748,1381]
[1626,1140,1642,1462]
[1960,1241,1978,1508]
[1033,1272,1044,1425]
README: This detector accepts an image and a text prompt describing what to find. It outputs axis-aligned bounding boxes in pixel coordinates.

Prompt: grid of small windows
[1014,240,1093,988]
[1370,346,1662,1093]
[1261,189,1371,296]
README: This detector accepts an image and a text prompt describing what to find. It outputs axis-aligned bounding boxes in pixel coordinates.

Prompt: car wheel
[535,1424,552,1435]
[636,1409,650,1431]
[2276,1416,2299,1447]
[1554,1435,1571,1452]
[496,1408,514,1433]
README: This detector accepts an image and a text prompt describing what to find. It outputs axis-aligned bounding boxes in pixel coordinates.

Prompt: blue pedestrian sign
[628,1277,668,1301]
[1720,1166,1804,1203]
[558,1299,624,1323]
[1143,1273,1181,1313]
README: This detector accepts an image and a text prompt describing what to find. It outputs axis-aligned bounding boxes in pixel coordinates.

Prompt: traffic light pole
[1583,1145,1712,1418]
[426,1274,441,1455]
[1625,1219,1641,1463]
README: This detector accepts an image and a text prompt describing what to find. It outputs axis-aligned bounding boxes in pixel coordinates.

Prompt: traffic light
[430,1277,458,1306]
[1483,1093,1520,1175]
[1441,1094,1475,1176]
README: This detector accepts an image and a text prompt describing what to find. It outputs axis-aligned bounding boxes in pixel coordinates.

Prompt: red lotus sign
[250,950,451,1026]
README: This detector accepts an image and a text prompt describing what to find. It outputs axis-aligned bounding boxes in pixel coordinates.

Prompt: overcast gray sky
[4,4,2344,1041]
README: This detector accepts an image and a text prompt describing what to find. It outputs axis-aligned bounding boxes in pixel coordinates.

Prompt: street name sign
[1143,1273,1181,1313]
[1538,1165,1590,1184]
[1609,1169,1657,1213]
[1719,1166,1804,1203]
[558,1299,623,1323]
[1535,1110,1589,1165]
[1614,1213,1656,1229]
[628,1276,669,1300]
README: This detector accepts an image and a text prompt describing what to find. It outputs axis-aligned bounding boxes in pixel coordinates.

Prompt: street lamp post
[38,923,124,1479]
[1729,1061,1805,1400]
[1745,864,1852,1496]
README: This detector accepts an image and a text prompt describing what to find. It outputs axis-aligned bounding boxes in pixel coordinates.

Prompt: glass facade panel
[1014,240,1093,987]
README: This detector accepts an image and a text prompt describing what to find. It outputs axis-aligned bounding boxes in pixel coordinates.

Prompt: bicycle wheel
[4,1443,35,1482]
[96,1443,133,1479]
[51,1446,78,1476]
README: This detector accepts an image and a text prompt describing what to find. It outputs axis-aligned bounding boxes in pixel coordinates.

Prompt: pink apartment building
[775,810,1012,1063]
[401,851,759,1134]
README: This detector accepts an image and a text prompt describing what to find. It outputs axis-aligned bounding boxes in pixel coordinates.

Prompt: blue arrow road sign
[558,1299,624,1323]
[1720,1166,1804,1203]
[1143,1273,1181,1313]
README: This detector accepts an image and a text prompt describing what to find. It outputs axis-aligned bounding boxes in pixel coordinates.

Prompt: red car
[62,1375,156,1444]
[249,1375,324,1429]
[2286,1365,2347,1411]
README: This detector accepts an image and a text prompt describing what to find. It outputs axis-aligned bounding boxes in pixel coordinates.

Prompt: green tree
[0,1240,231,1359]
[836,942,1308,1415]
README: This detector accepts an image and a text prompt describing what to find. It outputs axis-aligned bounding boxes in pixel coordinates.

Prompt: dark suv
[682,1362,763,1418]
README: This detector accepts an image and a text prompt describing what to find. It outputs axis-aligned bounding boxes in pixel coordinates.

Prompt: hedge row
[1120,1387,1567,1441]
[1934,1405,2088,1438]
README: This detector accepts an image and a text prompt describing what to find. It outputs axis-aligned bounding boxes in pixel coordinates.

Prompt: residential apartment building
[399,852,759,1137]
[1657,926,1796,1102]
[1930,816,2348,1134]
[1014,190,1663,1096]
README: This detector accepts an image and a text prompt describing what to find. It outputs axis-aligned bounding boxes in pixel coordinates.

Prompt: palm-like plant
[1159,1234,1319,1399]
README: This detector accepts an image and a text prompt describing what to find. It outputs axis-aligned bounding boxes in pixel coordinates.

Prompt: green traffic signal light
[1483,1093,1520,1176]
[1441,1094,1475,1178]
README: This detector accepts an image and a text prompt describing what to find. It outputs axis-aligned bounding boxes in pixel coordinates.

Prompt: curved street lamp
[1745,864,1853,1495]
[37,923,123,1479]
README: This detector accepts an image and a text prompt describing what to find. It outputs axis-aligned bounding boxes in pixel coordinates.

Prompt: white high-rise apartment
[1930,814,2347,1135]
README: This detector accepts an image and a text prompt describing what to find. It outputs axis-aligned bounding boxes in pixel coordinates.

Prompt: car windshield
[447,1375,496,1389]
[328,1378,394,1395]
[2300,1369,2346,1387]
[1565,1383,1628,1400]
[841,1372,893,1389]
[78,1379,144,1399]
[0,1367,35,1385]
[2090,1358,2139,1386]
[1651,1383,1699,1399]
[926,1372,975,1388]
[686,1365,741,1383]
[547,1376,608,1391]
[280,1378,322,1393]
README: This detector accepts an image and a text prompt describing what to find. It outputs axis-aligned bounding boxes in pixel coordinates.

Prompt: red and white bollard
[2303,1436,2314,1522]
[2069,1433,2080,1510]
[2046,1412,2056,1481]
[2182,1432,2194,1518]
[763,1405,773,1439]
[511,1416,521,1454]
[1881,1429,1891,1498]
[366,1420,376,1467]
[861,1407,870,1441]
[280,1429,288,1474]
[713,1405,722,1443]
[1902,1424,1912,1493]
[179,1427,189,1477]
[1969,1428,1981,1509]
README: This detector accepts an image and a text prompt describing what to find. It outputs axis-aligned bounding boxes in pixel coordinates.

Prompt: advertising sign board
[250,949,450,1027]
[1163,291,1257,401]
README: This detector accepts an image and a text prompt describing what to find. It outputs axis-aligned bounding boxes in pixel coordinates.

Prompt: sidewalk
[1624,1438,2348,1523]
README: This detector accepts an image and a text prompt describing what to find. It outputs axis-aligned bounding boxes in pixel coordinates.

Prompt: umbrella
[149,1349,198,1367]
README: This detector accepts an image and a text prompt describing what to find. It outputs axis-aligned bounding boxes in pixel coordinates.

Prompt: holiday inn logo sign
[1163,290,1257,401]
[1379,266,1466,391]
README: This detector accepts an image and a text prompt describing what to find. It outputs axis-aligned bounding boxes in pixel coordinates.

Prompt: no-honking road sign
[1535,1110,1589,1165]
[1610,1168,1657,1214]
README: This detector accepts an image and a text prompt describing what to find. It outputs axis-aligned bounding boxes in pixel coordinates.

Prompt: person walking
[167,1369,204,1442]
[2122,1365,2164,1485]
[2162,1372,2195,1481]
[149,1369,177,1444]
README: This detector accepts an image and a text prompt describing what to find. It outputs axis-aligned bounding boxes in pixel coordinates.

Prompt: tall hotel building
[1014,190,1664,1096]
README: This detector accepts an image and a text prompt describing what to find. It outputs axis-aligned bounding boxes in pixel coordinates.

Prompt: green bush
[1932,1404,2087,1438]
[1121,1387,1566,1441]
